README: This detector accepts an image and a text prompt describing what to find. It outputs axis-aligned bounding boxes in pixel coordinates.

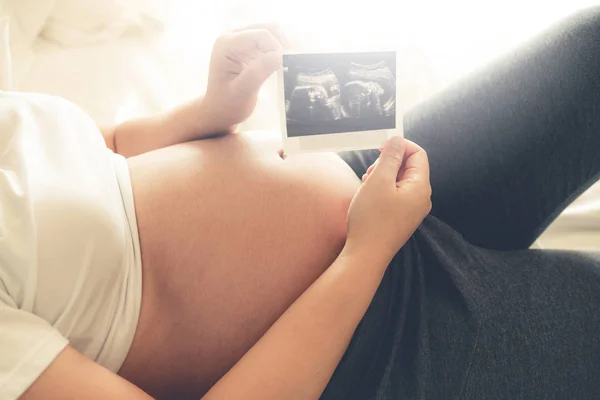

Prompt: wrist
[164,97,227,143]
[194,97,219,135]
[340,238,395,270]
[195,95,236,137]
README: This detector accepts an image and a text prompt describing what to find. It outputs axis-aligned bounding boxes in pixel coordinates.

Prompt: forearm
[203,245,392,400]
[102,97,225,158]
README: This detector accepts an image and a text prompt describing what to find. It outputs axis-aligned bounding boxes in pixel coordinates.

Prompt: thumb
[371,136,406,184]
[235,51,281,96]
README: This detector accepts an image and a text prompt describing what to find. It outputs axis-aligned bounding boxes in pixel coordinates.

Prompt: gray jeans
[326,7,600,400]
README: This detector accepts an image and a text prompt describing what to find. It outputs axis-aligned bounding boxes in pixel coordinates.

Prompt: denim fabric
[327,7,600,399]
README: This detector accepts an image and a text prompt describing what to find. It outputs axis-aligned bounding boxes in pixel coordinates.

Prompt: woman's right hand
[346,136,432,262]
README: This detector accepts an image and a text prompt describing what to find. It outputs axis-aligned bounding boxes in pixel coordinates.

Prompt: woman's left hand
[200,24,288,133]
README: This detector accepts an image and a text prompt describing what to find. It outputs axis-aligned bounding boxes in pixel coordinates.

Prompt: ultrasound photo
[283,52,396,137]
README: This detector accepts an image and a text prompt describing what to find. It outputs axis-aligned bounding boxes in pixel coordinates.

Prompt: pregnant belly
[117,133,360,399]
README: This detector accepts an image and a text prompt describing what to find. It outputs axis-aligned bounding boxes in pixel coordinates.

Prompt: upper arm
[21,346,153,400]
[0,304,151,400]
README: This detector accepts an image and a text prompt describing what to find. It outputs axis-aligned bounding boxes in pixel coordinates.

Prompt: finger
[363,159,378,182]
[365,161,376,176]
[232,23,293,50]
[369,136,406,185]
[226,29,283,56]
[231,24,289,51]
[397,140,430,185]
[235,50,282,95]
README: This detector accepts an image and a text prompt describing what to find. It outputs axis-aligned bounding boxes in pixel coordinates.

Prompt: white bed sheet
[18,11,600,252]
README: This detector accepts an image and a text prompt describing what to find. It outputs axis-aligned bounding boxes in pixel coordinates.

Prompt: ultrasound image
[283,52,396,137]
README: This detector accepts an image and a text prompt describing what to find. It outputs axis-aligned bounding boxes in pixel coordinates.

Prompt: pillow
[41,0,165,47]
[5,0,56,45]
[0,0,56,89]
[0,17,11,90]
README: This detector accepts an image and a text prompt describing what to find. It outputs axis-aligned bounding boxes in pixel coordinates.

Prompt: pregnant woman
[2,8,600,400]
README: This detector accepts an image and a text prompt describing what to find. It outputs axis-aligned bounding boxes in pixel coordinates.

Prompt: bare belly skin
[117,133,361,399]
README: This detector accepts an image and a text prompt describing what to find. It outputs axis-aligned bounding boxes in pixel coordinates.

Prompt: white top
[0,91,142,399]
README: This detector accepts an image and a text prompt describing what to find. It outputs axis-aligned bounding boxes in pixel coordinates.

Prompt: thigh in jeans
[344,7,600,251]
